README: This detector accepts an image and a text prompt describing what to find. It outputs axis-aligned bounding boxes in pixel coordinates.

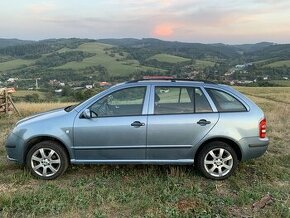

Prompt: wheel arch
[195,137,242,161]
[24,136,71,163]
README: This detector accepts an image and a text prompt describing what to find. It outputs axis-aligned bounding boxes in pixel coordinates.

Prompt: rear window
[206,88,247,112]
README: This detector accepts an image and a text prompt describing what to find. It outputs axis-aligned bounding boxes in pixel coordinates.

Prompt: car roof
[126,79,216,84]
[114,79,223,89]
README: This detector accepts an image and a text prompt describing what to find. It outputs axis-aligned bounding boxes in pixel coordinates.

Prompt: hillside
[232,42,275,53]
[0,38,33,48]
[0,38,290,89]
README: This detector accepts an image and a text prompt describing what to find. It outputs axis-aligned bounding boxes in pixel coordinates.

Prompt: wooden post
[5,89,8,114]
[8,95,21,116]
[0,88,21,116]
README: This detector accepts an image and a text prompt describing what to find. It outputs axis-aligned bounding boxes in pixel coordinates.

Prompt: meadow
[263,60,290,68]
[55,43,165,76]
[148,54,191,63]
[0,59,34,72]
[0,87,289,217]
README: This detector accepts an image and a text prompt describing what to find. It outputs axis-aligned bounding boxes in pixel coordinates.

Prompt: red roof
[143,76,174,79]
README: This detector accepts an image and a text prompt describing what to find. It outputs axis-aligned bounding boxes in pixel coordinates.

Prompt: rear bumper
[239,137,269,161]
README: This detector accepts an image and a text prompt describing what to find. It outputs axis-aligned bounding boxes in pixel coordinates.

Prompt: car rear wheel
[196,141,238,180]
[26,141,68,180]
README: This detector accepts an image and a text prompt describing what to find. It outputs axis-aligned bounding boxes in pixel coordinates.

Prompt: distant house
[7,78,18,83]
[54,89,63,93]
[99,82,112,87]
[235,65,245,68]
[85,85,93,89]
[72,87,84,91]
[49,79,65,87]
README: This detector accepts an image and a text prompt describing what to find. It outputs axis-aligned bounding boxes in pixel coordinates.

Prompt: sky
[1,0,290,44]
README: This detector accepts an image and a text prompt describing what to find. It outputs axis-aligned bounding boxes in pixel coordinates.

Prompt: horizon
[1,0,290,44]
[0,37,281,46]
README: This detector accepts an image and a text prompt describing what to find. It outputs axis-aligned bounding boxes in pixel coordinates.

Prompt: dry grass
[15,102,76,116]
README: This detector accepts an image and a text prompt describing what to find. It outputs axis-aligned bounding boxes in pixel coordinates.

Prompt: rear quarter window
[206,88,247,112]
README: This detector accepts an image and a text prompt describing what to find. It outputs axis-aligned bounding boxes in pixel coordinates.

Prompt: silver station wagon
[6,79,269,180]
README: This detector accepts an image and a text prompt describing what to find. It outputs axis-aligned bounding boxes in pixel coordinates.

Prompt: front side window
[206,88,247,112]
[90,87,146,117]
[154,87,213,114]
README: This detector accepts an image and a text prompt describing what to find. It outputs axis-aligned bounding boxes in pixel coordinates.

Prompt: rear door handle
[197,119,211,126]
[131,121,145,127]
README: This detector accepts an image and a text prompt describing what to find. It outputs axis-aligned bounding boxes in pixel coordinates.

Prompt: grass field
[263,60,290,68]
[0,88,289,217]
[12,90,46,99]
[269,80,290,87]
[194,60,216,68]
[148,54,216,69]
[56,43,165,76]
[0,42,165,76]
[0,59,34,72]
[148,54,191,63]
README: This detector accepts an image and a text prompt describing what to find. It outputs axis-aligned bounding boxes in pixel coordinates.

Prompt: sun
[153,24,174,37]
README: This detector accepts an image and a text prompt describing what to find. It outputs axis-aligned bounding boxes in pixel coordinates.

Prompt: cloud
[5,0,289,43]
[28,2,56,14]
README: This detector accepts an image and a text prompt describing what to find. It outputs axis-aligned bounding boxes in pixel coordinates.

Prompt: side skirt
[70,159,194,165]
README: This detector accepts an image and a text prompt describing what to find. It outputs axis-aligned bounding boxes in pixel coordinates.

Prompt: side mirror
[82,109,91,119]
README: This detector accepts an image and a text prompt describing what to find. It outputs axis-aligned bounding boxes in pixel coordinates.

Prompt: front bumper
[239,137,269,161]
[7,155,17,161]
[5,132,25,163]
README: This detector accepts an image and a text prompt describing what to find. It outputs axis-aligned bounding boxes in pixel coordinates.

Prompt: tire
[26,141,69,180]
[196,141,238,180]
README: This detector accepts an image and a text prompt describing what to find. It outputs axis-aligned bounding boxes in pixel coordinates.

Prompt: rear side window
[154,87,212,114]
[206,88,247,112]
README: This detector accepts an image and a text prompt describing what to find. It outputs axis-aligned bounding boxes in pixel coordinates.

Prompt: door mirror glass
[82,109,92,119]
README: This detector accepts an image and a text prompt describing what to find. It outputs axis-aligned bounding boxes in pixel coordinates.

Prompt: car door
[73,86,149,162]
[147,85,219,161]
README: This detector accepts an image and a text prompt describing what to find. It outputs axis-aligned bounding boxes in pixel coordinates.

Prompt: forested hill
[98,38,240,59]
[0,38,33,48]
[0,38,290,87]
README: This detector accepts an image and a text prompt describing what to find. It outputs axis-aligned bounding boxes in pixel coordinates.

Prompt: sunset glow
[153,24,174,37]
[1,0,290,43]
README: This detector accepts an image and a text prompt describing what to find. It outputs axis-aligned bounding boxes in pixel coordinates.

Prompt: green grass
[0,42,165,76]
[0,59,34,72]
[0,88,289,217]
[269,80,290,87]
[148,54,215,69]
[263,60,290,68]
[12,90,46,99]
[194,59,216,68]
[148,53,191,63]
[56,43,165,76]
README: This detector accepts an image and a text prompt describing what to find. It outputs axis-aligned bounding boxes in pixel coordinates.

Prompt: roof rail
[126,78,216,84]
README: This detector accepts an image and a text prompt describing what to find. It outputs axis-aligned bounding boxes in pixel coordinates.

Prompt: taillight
[259,118,267,138]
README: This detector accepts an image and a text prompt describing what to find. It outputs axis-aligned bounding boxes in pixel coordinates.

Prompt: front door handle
[131,121,145,127]
[197,119,211,126]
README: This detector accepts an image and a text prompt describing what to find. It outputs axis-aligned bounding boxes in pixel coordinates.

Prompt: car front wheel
[26,141,69,180]
[196,141,238,180]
